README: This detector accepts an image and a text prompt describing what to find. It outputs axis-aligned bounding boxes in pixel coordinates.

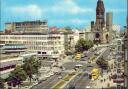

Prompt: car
[86,86,91,88]
[58,76,62,79]
[88,61,91,64]
[55,72,61,75]
[68,85,75,89]
[87,65,93,67]
[84,55,88,57]
[42,77,47,81]
[81,58,86,61]
[50,72,54,76]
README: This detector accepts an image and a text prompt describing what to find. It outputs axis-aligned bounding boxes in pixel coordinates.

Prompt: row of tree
[75,38,94,52]
[7,56,41,89]
[96,57,109,70]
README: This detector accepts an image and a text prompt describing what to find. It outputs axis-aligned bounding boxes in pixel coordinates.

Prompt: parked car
[87,65,93,67]
[58,76,62,79]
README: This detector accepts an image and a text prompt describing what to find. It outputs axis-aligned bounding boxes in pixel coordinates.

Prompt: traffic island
[52,72,76,89]
[52,80,65,89]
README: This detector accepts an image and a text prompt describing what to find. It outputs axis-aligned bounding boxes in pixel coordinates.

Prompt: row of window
[29,46,63,50]
[1,36,62,40]
[5,40,62,46]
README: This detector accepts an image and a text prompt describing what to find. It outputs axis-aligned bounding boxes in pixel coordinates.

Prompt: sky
[0,0,127,30]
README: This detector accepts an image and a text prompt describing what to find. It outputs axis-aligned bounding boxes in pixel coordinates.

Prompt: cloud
[49,0,94,14]
[9,5,43,19]
[71,19,88,24]
[50,18,88,25]
[107,8,127,13]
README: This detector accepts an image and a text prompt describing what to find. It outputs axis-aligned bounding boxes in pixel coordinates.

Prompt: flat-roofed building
[5,20,48,33]
[0,52,36,79]
[0,54,23,79]
[0,33,65,60]
[0,44,27,54]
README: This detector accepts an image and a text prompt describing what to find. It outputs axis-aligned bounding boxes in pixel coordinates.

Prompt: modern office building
[0,30,82,60]
[106,12,113,31]
[5,20,48,33]
[0,33,65,60]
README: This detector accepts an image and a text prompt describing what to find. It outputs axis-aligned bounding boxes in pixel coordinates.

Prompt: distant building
[85,0,116,44]
[5,20,48,33]
[112,24,121,38]
[106,12,113,31]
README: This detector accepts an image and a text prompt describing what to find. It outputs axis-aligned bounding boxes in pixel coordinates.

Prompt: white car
[86,86,91,88]
[58,76,62,79]
[50,72,54,76]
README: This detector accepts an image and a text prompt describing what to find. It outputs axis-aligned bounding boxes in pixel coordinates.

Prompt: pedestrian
[107,83,110,87]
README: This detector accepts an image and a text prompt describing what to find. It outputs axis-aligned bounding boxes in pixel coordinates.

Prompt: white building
[0,53,36,79]
[112,24,121,38]
[0,33,66,60]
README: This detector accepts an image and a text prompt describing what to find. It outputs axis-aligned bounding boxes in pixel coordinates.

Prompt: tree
[75,38,94,52]
[96,57,108,70]
[0,77,5,89]
[7,66,27,89]
[22,56,41,83]
[65,26,72,31]
[87,40,94,48]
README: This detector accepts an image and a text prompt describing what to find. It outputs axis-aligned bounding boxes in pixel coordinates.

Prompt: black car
[87,65,93,67]
[69,85,75,89]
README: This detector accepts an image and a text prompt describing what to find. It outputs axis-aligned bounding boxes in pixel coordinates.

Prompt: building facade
[90,0,113,44]
[0,33,66,60]
[5,20,48,33]
[124,17,128,88]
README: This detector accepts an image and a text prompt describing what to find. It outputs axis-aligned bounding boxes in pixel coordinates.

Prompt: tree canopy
[75,38,94,52]
[7,65,27,88]
[22,56,41,82]
[0,77,5,89]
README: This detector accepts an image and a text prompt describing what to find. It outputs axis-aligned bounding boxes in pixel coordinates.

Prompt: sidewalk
[91,59,117,88]
[91,71,116,88]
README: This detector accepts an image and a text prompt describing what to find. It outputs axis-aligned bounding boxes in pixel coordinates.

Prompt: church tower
[93,0,105,44]
[95,0,105,30]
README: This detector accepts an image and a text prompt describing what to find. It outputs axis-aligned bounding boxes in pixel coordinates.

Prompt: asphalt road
[62,47,110,89]
[32,47,110,89]
[62,62,97,89]
[62,51,95,70]
[31,72,67,89]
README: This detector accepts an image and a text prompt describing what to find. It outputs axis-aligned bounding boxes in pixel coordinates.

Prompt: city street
[62,47,110,89]
[30,46,110,89]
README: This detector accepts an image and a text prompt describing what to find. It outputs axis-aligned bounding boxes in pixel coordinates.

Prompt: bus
[91,68,100,80]
[75,52,81,60]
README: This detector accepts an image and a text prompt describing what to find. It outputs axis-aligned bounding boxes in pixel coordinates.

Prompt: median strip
[52,72,76,89]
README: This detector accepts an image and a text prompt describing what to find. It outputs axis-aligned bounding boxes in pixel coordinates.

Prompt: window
[42,52,46,54]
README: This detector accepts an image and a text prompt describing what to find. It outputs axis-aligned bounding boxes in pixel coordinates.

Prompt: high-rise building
[106,12,113,31]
